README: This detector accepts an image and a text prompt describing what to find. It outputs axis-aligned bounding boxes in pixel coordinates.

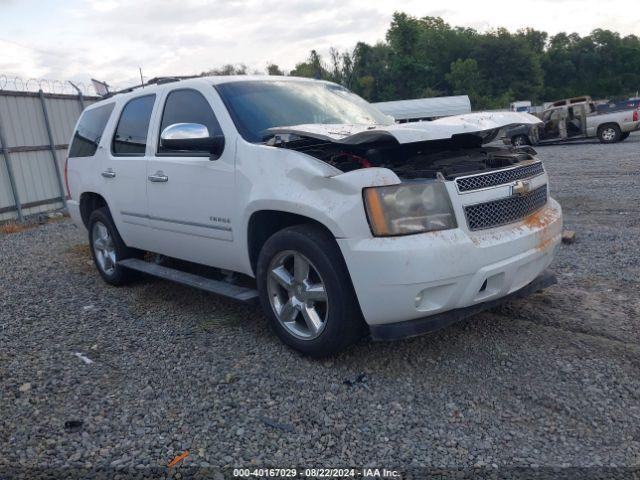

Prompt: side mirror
[160,123,225,158]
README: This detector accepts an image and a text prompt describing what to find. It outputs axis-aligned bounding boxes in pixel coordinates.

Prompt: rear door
[67,102,115,202]
[144,87,237,269]
[102,94,157,248]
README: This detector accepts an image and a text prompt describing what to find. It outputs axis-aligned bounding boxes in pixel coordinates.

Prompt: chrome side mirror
[160,123,225,158]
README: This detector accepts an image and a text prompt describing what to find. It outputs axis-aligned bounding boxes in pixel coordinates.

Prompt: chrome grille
[456,162,544,192]
[464,185,548,231]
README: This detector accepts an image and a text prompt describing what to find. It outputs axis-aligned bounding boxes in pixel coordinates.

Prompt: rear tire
[620,131,630,141]
[88,207,141,286]
[598,124,621,143]
[256,224,365,357]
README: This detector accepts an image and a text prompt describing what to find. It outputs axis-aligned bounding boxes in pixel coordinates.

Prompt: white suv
[66,76,562,356]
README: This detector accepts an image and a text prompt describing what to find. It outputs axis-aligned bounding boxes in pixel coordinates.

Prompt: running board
[118,258,259,304]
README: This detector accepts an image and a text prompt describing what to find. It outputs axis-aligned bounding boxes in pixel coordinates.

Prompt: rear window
[112,95,156,155]
[68,103,114,158]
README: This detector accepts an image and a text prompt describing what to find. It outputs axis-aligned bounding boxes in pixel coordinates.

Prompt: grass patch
[0,212,69,235]
[66,243,91,256]
[0,222,31,235]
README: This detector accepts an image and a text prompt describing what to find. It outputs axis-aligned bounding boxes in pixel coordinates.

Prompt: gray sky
[1,0,639,90]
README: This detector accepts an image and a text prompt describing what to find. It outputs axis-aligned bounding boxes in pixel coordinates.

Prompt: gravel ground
[1,133,639,476]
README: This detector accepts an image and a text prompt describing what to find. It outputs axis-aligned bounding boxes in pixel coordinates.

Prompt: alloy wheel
[602,128,616,141]
[92,221,117,276]
[266,250,329,340]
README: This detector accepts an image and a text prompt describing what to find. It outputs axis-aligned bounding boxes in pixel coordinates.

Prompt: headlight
[363,182,457,236]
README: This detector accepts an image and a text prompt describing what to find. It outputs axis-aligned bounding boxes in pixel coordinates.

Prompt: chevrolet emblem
[511,180,532,196]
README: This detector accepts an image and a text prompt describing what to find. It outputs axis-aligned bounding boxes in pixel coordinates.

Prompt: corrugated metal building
[0,90,97,222]
[373,95,471,122]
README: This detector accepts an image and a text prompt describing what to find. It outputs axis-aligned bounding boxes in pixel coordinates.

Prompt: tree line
[202,12,640,109]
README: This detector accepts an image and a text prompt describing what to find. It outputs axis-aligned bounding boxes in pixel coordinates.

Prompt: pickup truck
[505,96,640,146]
[66,76,562,356]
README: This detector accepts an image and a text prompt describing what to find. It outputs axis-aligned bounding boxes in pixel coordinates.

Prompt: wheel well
[79,192,108,228]
[597,123,620,133]
[247,210,335,275]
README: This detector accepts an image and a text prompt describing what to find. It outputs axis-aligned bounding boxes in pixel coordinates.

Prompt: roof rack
[103,75,199,98]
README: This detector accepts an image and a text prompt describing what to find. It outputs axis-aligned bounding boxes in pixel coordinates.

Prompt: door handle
[101,169,116,178]
[148,171,168,183]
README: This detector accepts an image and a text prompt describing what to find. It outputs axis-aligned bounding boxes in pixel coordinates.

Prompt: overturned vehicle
[68,77,562,356]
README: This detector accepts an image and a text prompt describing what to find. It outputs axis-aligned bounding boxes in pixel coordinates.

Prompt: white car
[66,76,562,356]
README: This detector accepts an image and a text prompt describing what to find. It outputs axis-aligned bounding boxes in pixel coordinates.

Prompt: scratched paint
[521,205,562,251]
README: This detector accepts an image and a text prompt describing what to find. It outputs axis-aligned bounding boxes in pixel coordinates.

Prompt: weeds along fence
[0,79,99,222]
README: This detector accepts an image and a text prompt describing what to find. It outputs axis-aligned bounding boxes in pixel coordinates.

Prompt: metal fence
[0,75,95,96]
[0,86,99,222]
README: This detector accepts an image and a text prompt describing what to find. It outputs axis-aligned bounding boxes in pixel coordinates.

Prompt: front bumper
[369,270,556,340]
[337,198,562,327]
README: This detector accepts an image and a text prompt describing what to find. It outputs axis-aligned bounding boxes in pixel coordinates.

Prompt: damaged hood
[268,111,541,145]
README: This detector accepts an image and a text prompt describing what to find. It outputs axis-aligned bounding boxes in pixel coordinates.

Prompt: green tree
[517,28,548,54]
[350,42,394,101]
[446,58,509,109]
[386,12,431,99]
[541,29,640,100]
[470,28,543,101]
[201,64,248,76]
[415,17,476,90]
[284,13,640,107]
[290,50,328,79]
[266,63,285,75]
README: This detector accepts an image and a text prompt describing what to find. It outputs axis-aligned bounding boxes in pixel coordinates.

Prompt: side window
[69,103,114,158]
[112,94,156,156]
[158,89,222,155]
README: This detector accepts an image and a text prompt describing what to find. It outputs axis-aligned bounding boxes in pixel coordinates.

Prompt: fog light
[414,283,455,312]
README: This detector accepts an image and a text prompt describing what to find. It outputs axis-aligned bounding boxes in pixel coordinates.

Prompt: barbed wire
[0,75,95,95]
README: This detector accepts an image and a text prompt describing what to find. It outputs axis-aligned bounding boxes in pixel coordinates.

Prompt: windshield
[216,80,393,142]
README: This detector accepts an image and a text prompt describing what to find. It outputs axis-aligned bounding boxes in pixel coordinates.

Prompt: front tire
[256,224,365,357]
[88,207,140,286]
[598,124,621,143]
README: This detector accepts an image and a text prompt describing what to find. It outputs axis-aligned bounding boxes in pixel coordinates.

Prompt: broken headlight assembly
[363,182,457,236]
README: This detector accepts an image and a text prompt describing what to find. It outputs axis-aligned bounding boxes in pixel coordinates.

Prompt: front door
[145,87,237,270]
